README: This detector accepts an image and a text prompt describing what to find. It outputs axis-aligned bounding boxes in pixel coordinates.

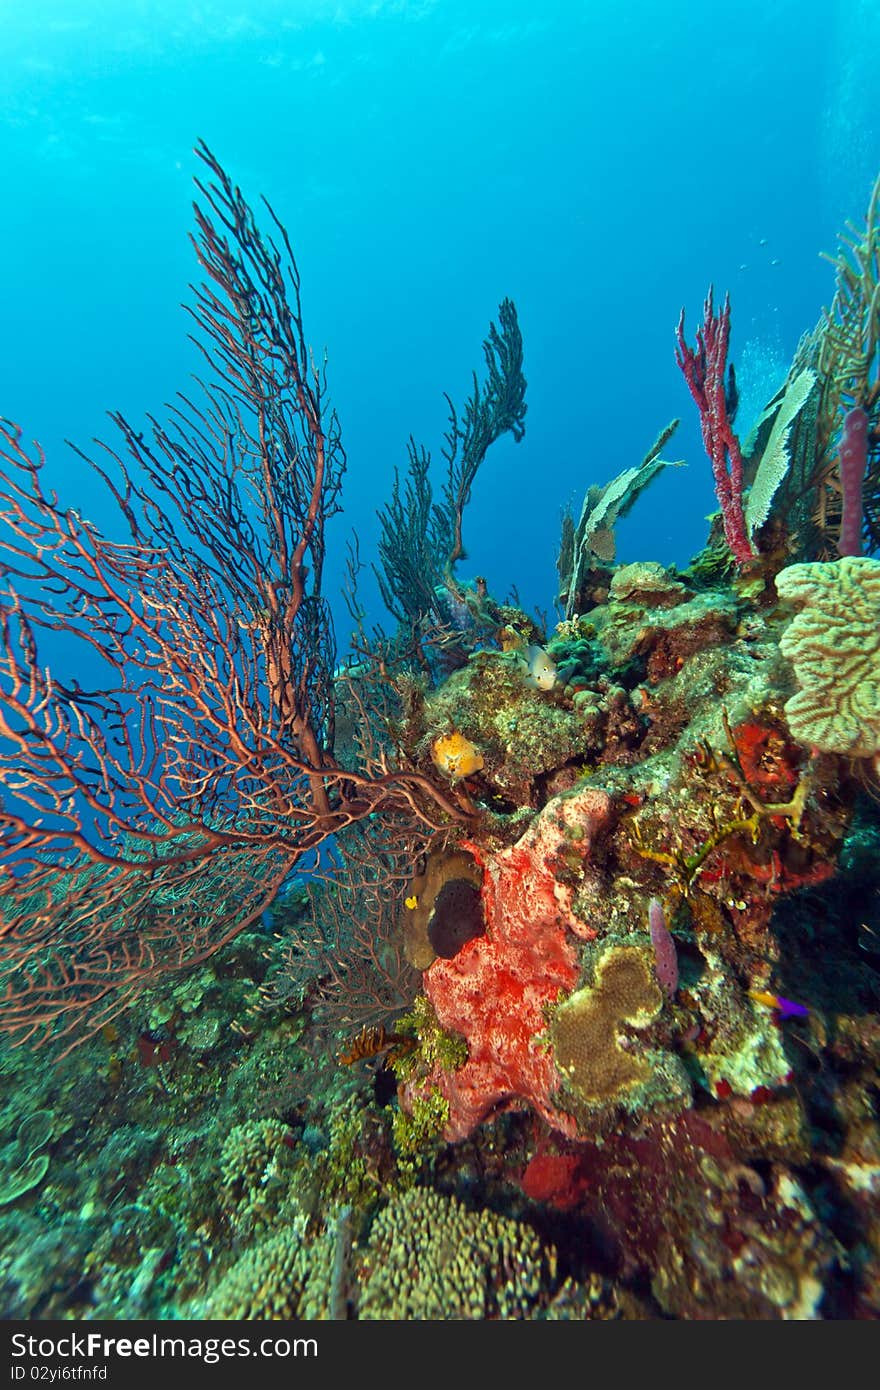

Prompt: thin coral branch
[675,287,754,568]
[0,150,466,1052]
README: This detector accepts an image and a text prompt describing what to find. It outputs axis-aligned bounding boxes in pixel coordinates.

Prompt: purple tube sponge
[837,405,869,557]
[649,897,678,999]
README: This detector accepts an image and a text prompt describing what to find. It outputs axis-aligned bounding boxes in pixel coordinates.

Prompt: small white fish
[522,644,557,691]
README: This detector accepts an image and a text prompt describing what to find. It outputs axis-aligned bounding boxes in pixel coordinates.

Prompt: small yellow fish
[431,731,484,782]
[405,895,419,910]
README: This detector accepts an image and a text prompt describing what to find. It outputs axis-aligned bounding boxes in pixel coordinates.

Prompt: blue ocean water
[3,0,877,636]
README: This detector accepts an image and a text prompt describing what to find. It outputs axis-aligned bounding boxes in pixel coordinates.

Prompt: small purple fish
[748,988,809,1019]
[774,995,809,1020]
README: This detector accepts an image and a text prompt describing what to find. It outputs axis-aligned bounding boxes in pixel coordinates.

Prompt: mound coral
[552,947,661,1104]
[551,944,690,1124]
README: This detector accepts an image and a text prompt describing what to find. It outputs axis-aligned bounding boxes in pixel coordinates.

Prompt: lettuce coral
[776,556,880,757]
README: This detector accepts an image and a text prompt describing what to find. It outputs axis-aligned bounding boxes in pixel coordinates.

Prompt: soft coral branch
[675,286,755,568]
[0,147,467,1052]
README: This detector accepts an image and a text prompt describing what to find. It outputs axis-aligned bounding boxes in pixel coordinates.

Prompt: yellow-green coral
[393,993,468,1082]
[390,998,464,1162]
[218,1118,294,1228]
[303,1096,381,1211]
[682,535,736,587]
[357,1188,553,1319]
[777,555,880,756]
[192,1217,336,1319]
[391,1087,449,1158]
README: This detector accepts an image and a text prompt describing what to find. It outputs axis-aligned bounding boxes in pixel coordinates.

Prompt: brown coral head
[551,947,663,1107]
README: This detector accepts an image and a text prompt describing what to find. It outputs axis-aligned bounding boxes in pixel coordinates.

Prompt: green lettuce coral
[0,1110,53,1207]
